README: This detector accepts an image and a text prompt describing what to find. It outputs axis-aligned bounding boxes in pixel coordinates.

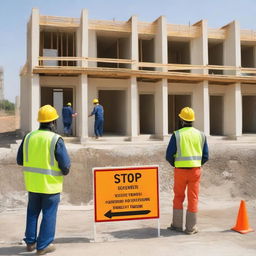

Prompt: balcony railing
[35,56,256,79]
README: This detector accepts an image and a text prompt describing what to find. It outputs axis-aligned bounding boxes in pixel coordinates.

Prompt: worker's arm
[16,137,25,166]
[55,138,71,175]
[165,134,177,167]
[89,105,99,117]
[201,137,209,165]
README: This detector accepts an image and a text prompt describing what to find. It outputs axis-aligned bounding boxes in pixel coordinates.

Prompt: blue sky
[1,0,256,102]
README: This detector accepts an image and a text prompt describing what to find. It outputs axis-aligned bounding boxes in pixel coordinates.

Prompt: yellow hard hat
[93,98,99,104]
[178,107,195,122]
[37,105,59,123]
[67,102,72,106]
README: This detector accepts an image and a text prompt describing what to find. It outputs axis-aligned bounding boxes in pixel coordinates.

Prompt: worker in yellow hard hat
[17,105,71,254]
[166,107,209,235]
[89,98,104,139]
[62,102,77,136]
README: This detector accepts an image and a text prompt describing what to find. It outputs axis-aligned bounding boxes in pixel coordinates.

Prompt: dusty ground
[0,194,256,256]
[1,114,256,255]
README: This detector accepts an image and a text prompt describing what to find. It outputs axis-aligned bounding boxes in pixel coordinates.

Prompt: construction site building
[20,8,256,142]
[0,67,4,101]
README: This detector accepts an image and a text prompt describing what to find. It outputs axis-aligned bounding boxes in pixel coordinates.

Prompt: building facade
[20,8,256,142]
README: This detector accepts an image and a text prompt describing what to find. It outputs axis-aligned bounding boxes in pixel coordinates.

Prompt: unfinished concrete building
[0,67,4,101]
[20,8,256,142]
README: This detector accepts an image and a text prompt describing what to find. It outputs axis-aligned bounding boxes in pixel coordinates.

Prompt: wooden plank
[32,66,256,84]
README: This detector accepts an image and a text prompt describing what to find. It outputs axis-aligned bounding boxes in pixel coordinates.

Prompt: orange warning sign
[93,166,159,222]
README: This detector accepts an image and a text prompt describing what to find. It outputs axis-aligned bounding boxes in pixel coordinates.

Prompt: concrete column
[155,79,168,139]
[77,74,88,143]
[130,15,138,70]
[30,74,40,131]
[127,77,139,139]
[190,20,208,74]
[224,83,242,138]
[154,16,168,71]
[223,21,241,75]
[30,8,40,70]
[88,30,97,67]
[192,81,210,136]
[80,9,89,67]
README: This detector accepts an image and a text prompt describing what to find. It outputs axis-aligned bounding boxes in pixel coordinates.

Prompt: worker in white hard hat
[166,107,209,235]
[17,105,71,254]
[88,98,104,139]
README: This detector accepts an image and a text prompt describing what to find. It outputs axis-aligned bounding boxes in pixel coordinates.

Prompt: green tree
[0,99,15,112]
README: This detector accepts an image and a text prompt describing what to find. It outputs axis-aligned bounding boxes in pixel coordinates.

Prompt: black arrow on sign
[104,209,151,219]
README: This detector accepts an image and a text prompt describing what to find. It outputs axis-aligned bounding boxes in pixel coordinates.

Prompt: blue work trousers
[94,119,104,136]
[24,192,60,250]
[63,122,72,135]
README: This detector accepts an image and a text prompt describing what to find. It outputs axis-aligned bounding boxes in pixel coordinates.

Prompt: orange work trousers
[173,167,201,213]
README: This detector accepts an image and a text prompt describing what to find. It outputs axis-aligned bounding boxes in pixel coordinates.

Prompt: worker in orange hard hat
[88,98,104,139]
[166,107,209,235]
[17,105,71,254]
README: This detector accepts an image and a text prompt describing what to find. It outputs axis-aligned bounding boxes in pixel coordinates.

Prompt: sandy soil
[0,114,19,133]
[0,194,255,256]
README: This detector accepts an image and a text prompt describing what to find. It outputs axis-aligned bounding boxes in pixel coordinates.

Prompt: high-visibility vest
[174,127,205,168]
[23,130,63,194]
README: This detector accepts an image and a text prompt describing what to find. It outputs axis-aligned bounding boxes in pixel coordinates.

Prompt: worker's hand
[72,113,78,117]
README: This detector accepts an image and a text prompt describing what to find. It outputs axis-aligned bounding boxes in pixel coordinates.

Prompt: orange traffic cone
[231,200,254,234]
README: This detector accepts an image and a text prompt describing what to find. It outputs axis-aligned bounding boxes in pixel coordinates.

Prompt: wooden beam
[33,66,256,84]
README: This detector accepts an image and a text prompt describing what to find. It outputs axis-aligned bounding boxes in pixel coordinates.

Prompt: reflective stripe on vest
[174,127,205,167]
[22,166,63,176]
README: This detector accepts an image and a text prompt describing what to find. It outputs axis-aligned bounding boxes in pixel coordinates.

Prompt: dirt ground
[1,114,256,255]
[0,194,255,256]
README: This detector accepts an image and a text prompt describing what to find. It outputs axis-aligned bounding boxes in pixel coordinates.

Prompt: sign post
[93,165,160,241]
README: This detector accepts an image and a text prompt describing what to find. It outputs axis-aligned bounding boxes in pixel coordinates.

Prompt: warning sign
[93,166,159,222]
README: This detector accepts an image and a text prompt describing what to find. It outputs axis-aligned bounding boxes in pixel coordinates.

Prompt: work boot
[167,209,183,232]
[26,243,36,252]
[185,211,198,235]
[36,244,56,255]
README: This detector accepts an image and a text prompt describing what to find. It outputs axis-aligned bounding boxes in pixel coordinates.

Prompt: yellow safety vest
[174,127,205,168]
[23,130,63,194]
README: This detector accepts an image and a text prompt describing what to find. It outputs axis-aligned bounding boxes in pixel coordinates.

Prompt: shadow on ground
[0,245,32,256]
[0,131,22,148]
[106,227,184,239]
[0,237,90,255]
[54,237,90,243]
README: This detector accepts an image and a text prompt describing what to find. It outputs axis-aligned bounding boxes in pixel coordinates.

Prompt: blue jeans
[94,119,104,136]
[63,122,72,135]
[24,192,60,250]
